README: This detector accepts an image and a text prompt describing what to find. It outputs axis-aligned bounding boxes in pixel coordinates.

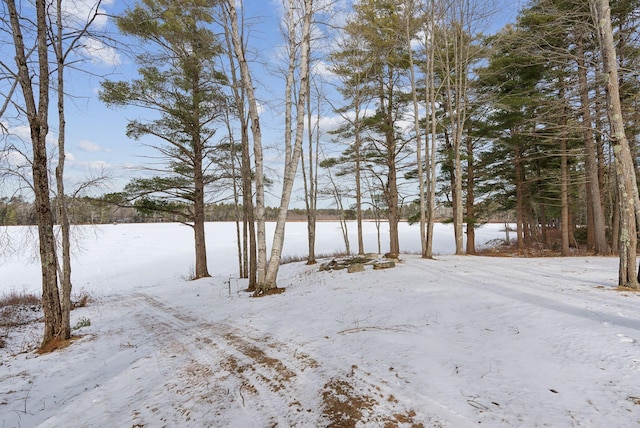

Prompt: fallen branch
[337,324,418,335]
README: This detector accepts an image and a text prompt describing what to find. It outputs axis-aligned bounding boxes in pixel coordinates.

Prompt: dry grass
[0,291,41,329]
[37,336,80,354]
[72,290,92,309]
[617,286,640,293]
[0,290,40,308]
[1,289,92,350]
[0,291,41,350]
[475,240,592,258]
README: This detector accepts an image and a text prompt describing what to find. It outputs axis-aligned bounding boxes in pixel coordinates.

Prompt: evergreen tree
[100,0,229,279]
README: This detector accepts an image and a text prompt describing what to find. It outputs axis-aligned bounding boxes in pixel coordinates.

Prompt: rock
[347,263,365,273]
[373,260,395,270]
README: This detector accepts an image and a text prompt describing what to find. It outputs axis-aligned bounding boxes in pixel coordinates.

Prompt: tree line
[1,0,639,350]
[323,0,640,280]
[0,197,457,225]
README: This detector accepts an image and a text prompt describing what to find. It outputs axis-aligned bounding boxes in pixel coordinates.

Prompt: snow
[1,222,640,427]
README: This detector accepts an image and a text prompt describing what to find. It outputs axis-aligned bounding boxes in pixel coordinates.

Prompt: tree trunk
[242,131,257,289]
[241,122,257,289]
[514,145,526,251]
[228,129,244,278]
[425,13,438,260]
[387,142,400,257]
[355,129,365,255]
[560,135,571,256]
[381,70,400,258]
[224,0,267,286]
[302,79,318,265]
[261,0,313,291]
[193,153,210,279]
[577,35,610,255]
[222,20,256,289]
[54,0,72,340]
[594,0,638,288]
[540,203,548,246]
[8,0,63,347]
[465,132,475,255]
[406,1,427,259]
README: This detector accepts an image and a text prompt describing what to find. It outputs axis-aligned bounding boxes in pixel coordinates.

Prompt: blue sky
[1,0,522,205]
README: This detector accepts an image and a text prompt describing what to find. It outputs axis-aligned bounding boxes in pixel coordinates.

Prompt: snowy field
[1,222,639,427]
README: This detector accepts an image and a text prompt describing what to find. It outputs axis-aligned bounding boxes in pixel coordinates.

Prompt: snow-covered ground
[1,222,639,427]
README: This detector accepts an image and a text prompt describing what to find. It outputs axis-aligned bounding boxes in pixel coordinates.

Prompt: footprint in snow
[617,334,636,344]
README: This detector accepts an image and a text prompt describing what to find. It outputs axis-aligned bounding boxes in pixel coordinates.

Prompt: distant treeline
[1,196,466,226]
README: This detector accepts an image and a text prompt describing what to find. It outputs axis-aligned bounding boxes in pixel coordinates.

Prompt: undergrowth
[1,289,92,350]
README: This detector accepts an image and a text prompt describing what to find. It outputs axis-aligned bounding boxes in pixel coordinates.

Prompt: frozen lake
[0,221,508,294]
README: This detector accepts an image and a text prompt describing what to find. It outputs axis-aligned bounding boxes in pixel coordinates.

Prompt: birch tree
[220,12,257,289]
[222,0,268,287]
[261,0,314,292]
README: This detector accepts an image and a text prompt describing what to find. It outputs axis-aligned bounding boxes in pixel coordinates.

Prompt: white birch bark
[262,0,313,290]
[224,0,268,285]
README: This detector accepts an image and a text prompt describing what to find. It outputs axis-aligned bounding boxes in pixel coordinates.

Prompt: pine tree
[100,0,229,279]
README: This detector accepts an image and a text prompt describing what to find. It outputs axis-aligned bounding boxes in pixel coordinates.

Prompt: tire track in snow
[128,292,458,427]
[128,292,327,426]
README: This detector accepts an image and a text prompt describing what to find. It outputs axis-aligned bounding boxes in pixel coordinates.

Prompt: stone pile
[318,254,398,273]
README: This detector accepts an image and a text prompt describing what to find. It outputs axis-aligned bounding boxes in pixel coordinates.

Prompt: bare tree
[6,0,62,347]
[51,0,105,341]
[3,1,109,343]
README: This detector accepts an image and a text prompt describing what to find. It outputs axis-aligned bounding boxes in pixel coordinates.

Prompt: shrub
[0,290,41,328]
[72,290,92,309]
[0,290,40,308]
[72,317,91,330]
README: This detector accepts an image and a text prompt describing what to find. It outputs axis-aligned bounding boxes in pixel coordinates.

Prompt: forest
[1,0,639,350]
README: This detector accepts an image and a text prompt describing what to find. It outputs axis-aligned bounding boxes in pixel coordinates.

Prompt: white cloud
[318,114,347,132]
[0,149,30,169]
[6,124,31,142]
[67,159,111,172]
[78,140,101,153]
[61,0,110,30]
[317,106,377,134]
[87,160,110,170]
[312,61,336,80]
[79,37,121,66]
